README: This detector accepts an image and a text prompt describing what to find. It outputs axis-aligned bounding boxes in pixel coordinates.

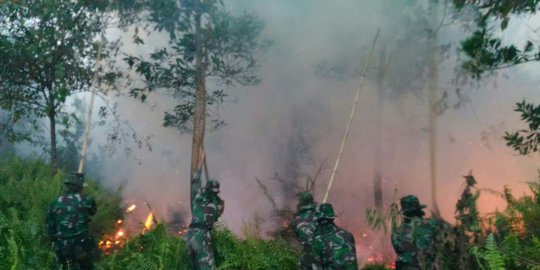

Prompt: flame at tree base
[98,219,126,255]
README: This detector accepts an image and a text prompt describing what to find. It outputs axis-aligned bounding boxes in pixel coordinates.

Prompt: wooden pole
[323,29,380,203]
[78,5,110,174]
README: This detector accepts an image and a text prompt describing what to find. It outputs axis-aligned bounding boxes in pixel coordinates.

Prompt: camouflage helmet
[317,203,337,220]
[297,191,316,211]
[297,191,314,206]
[400,195,426,217]
[205,179,220,192]
[63,172,84,188]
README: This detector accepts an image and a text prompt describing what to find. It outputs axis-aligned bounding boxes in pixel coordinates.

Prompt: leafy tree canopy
[504,101,540,155]
[0,0,120,166]
[121,0,268,131]
[453,0,540,78]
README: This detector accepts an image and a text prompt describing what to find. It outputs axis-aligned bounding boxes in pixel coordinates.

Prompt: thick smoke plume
[78,0,540,262]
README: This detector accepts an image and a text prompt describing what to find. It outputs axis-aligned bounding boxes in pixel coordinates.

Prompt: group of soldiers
[289,191,358,270]
[46,168,437,270]
[287,191,441,270]
[46,152,226,270]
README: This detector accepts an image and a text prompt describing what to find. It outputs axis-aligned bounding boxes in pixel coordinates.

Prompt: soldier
[46,172,97,270]
[391,195,437,270]
[311,203,358,270]
[185,151,224,270]
[289,191,318,269]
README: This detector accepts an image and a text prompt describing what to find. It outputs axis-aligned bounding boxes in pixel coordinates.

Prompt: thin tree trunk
[48,92,58,171]
[373,45,386,210]
[190,6,206,211]
[374,44,391,261]
[427,0,440,217]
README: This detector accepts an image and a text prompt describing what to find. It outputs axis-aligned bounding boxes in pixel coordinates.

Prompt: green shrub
[0,155,122,269]
[99,223,190,270]
[99,222,299,270]
[213,223,298,269]
[0,155,300,269]
[362,262,391,270]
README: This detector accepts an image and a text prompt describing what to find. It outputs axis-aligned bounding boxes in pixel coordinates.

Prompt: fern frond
[484,234,506,270]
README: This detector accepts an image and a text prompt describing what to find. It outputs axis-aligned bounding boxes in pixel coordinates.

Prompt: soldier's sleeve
[218,198,224,217]
[391,229,401,252]
[45,203,57,240]
[347,231,356,247]
[311,238,324,268]
[86,196,97,216]
[288,216,297,232]
[346,231,358,258]
[191,169,203,204]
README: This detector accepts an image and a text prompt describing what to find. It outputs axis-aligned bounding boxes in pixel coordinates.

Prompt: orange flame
[144,213,154,230]
[99,226,127,255]
[126,204,136,213]
[177,225,189,236]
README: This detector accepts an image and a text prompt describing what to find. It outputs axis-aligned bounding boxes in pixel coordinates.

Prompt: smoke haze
[76,0,540,262]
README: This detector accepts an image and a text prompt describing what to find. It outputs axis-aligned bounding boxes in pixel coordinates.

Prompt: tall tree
[453,0,540,78]
[0,0,119,169]
[122,0,267,204]
[427,0,442,217]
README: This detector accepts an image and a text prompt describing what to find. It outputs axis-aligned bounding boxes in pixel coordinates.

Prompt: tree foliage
[0,0,120,167]
[453,0,540,78]
[122,0,268,132]
[504,101,540,155]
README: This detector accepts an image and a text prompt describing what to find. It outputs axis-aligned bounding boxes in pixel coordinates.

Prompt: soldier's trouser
[395,260,420,270]
[55,235,97,270]
[299,245,314,270]
[185,227,215,270]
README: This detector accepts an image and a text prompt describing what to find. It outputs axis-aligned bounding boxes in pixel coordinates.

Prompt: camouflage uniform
[391,195,437,270]
[185,169,224,270]
[46,172,97,270]
[289,192,318,269]
[311,203,358,270]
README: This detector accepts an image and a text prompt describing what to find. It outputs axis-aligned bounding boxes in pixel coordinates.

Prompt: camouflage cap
[317,203,337,220]
[400,195,426,212]
[63,172,84,188]
[206,179,220,191]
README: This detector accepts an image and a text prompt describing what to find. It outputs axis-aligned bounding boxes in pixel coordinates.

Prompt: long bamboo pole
[322,29,380,203]
[78,7,110,174]
[77,82,97,174]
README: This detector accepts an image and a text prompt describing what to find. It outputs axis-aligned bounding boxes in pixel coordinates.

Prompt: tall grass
[0,155,300,269]
[0,155,122,269]
[0,156,60,269]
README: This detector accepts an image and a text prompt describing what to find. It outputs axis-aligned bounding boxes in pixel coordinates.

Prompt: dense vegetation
[3,154,540,269]
[1,0,540,269]
[0,155,300,270]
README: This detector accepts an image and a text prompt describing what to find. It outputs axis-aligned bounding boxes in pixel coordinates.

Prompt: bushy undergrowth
[7,154,540,269]
[477,182,540,270]
[366,174,540,270]
[0,155,123,269]
[434,176,540,270]
[100,222,299,270]
[0,156,299,269]
[212,224,298,269]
